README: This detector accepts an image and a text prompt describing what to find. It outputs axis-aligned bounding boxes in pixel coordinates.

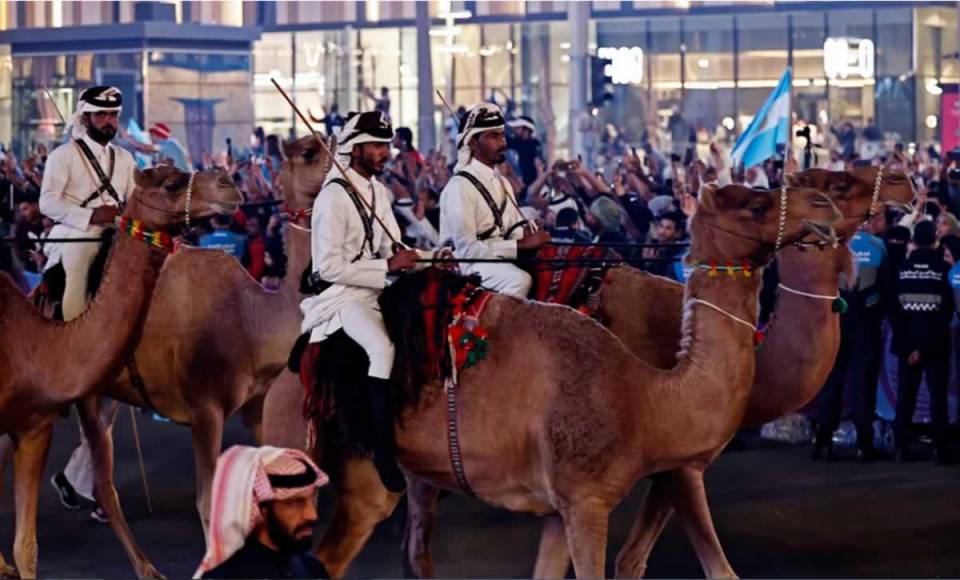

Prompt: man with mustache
[40,86,137,524]
[440,103,549,298]
[300,110,438,493]
[195,446,330,579]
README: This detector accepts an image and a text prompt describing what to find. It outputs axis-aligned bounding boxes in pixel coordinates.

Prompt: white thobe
[300,166,430,379]
[39,134,137,320]
[40,135,135,499]
[439,158,532,297]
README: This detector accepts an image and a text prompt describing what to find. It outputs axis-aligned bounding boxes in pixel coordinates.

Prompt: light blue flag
[731,67,792,169]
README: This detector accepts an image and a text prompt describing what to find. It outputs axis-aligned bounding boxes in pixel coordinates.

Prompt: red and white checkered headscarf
[193,446,328,578]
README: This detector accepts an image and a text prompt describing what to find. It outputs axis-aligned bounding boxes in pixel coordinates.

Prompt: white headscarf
[335,110,393,167]
[454,103,506,172]
[64,85,123,140]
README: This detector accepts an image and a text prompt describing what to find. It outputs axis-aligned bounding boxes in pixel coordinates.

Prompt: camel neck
[641,267,764,465]
[743,246,844,427]
[55,230,168,403]
[281,222,312,301]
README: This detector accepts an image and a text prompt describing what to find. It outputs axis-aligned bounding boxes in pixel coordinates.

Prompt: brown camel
[50,134,336,577]
[0,166,240,579]
[263,182,841,578]
[398,166,916,579]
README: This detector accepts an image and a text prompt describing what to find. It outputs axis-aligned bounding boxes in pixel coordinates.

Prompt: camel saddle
[288,269,491,453]
[31,229,114,320]
[527,244,617,312]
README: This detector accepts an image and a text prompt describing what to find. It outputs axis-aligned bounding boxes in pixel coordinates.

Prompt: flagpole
[785,66,794,174]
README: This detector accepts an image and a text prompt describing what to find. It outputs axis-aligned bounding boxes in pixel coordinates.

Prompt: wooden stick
[270,78,402,247]
[41,86,66,124]
[128,406,153,515]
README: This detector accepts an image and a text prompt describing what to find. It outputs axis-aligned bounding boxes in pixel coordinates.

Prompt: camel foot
[135,562,165,579]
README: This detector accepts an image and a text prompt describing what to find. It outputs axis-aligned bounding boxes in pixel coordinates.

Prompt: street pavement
[1,409,958,578]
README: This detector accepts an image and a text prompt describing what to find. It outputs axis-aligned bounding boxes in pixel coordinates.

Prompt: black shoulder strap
[455,170,506,240]
[328,177,375,260]
[74,140,120,208]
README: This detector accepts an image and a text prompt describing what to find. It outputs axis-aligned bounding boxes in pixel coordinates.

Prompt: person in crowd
[245,216,267,282]
[831,122,857,159]
[363,87,391,121]
[148,122,192,171]
[393,126,425,186]
[642,211,687,281]
[549,207,591,244]
[812,212,889,462]
[891,220,955,464]
[200,214,248,261]
[506,115,543,189]
[195,446,330,579]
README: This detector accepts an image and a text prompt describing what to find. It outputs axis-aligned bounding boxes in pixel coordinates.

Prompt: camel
[0,165,241,579]
[394,165,917,579]
[38,135,337,577]
[263,182,842,578]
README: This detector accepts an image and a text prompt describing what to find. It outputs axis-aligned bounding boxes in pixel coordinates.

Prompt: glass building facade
[0,1,955,160]
[254,1,957,158]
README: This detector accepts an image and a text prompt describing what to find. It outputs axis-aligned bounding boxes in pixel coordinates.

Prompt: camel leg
[0,434,17,577]
[614,473,676,578]
[315,457,402,578]
[77,398,162,578]
[12,427,52,579]
[239,392,266,446]
[532,514,571,579]
[190,406,224,533]
[666,468,736,579]
[561,499,611,579]
[402,478,440,578]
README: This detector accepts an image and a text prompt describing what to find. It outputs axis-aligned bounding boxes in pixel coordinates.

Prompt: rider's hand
[387,249,420,273]
[517,229,550,250]
[90,206,121,225]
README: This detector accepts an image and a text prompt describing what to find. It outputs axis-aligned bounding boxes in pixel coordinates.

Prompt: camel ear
[134,168,151,189]
[280,139,291,161]
[788,168,827,190]
[698,183,720,212]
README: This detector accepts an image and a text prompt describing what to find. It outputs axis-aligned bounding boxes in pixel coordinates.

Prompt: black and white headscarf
[336,110,393,165]
[454,103,505,172]
[66,85,123,140]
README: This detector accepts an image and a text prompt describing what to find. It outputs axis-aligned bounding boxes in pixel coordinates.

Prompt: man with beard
[41,86,137,524]
[440,103,549,297]
[300,110,437,492]
[195,446,329,579]
[40,85,135,320]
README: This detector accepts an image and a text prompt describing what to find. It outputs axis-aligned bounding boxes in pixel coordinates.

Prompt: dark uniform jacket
[891,246,955,358]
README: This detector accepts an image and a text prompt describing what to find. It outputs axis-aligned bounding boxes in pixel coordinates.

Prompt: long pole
[271,78,402,247]
[41,86,66,124]
[128,406,154,515]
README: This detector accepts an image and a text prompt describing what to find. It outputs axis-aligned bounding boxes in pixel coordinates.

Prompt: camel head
[127,165,242,230]
[787,166,915,239]
[689,183,841,267]
[280,134,336,213]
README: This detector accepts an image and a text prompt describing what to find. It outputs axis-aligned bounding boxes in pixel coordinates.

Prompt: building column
[568,1,589,163]
[416,1,436,153]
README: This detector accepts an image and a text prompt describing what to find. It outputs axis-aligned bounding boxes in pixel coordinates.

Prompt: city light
[597,46,644,85]
[926,115,939,129]
[721,116,735,131]
[823,37,874,79]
